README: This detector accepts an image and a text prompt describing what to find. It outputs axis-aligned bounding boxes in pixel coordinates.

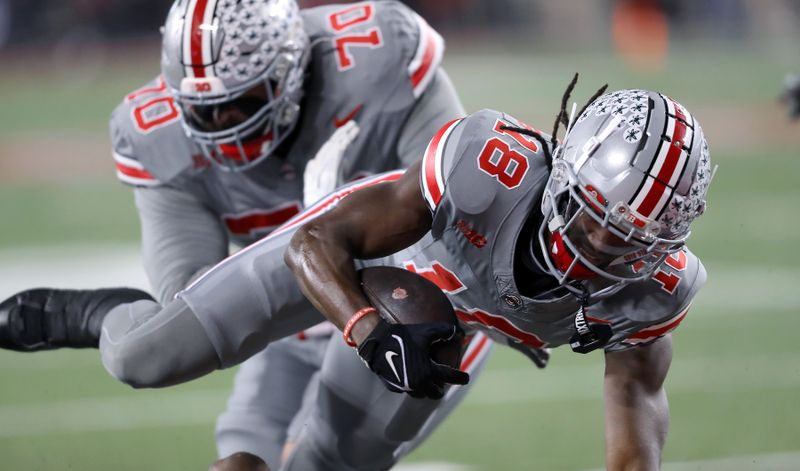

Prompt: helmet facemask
[539,156,686,289]
[173,47,307,171]
[530,80,714,301]
[160,0,309,172]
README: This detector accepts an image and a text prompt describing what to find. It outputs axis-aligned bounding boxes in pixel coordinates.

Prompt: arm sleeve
[396,68,466,168]
[134,186,229,304]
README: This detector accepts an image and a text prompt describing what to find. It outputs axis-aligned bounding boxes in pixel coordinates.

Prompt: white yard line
[394,464,474,471]
[581,451,800,471]
[0,352,798,438]
[0,245,150,295]
[0,246,796,312]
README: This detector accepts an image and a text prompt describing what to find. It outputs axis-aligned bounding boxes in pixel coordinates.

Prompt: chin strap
[568,286,613,354]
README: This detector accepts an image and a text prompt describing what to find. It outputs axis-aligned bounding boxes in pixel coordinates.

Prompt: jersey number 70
[328,3,384,71]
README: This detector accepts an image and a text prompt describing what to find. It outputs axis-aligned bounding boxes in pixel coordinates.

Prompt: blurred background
[1,0,799,469]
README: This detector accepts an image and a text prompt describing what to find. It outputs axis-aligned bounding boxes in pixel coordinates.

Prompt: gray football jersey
[378,109,707,352]
[109,1,444,247]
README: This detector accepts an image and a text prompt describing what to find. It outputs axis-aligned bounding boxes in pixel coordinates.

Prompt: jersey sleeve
[387,1,445,99]
[109,76,194,188]
[419,116,465,212]
[603,250,708,352]
[110,99,162,188]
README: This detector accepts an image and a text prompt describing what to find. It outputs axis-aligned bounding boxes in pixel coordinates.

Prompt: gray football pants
[97,228,492,470]
[215,331,490,470]
[216,335,329,469]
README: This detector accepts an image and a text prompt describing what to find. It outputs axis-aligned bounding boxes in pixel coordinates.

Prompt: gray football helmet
[161,0,309,171]
[538,89,714,297]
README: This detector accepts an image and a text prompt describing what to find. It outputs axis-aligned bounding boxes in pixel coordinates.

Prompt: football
[358,266,463,369]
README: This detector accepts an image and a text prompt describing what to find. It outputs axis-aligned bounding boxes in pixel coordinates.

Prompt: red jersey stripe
[627,307,689,341]
[115,161,155,181]
[421,118,460,209]
[456,308,546,348]
[410,23,436,88]
[223,203,302,237]
[460,333,490,372]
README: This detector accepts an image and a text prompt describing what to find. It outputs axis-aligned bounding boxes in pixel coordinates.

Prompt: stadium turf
[0,44,798,470]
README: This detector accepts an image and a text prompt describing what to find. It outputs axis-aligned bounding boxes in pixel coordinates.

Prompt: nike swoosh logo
[334,104,363,128]
[385,351,402,384]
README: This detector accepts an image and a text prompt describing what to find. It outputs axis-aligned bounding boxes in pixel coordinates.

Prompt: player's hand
[357,319,469,400]
[507,341,551,369]
[779,73,800,120]
[303,120,360,207]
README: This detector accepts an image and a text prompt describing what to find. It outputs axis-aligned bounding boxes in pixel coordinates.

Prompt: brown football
[358,266,462,369]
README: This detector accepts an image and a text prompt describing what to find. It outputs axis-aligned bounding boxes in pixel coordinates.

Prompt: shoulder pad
[602,248,707,350]
[420,109,551,212]
[109,76,196,187]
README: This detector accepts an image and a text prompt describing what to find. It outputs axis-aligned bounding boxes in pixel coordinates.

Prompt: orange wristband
[343,307,378,348]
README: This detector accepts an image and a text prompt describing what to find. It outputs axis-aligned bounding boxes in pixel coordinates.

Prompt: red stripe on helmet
[631,95,694,218]
[189,0,210,77]
[635,115,687,217]
[636,177,668,218]
[654,119,687,187]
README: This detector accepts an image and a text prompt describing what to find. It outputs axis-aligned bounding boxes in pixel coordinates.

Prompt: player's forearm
[286,220,379,343]
[603,337,672,470]
[287,168,432,344]
[603,384,669,470]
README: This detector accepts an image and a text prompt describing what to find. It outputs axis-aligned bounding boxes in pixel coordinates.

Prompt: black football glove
[780,73,800,120]
[507,341,551,369]
[357,319,469,400]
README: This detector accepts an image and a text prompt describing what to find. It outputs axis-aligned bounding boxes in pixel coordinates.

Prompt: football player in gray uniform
[0,0,496,470]
[285,80,716,469]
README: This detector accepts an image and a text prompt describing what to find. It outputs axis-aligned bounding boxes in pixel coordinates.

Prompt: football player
[285,81,716,468]
[0,0,495,470]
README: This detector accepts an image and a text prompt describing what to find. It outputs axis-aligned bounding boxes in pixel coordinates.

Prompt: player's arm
[287,160,467,399]
[135,186,229,303]
[287,160,431,343]
[603,335,673,470]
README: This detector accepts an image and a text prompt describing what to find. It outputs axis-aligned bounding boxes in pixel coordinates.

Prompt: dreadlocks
[500,73,608,172]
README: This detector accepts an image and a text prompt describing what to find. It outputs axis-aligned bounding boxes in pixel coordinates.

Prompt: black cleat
[0,287,154,351]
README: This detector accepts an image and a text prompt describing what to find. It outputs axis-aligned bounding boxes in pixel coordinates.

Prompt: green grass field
[0,42,798,470]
